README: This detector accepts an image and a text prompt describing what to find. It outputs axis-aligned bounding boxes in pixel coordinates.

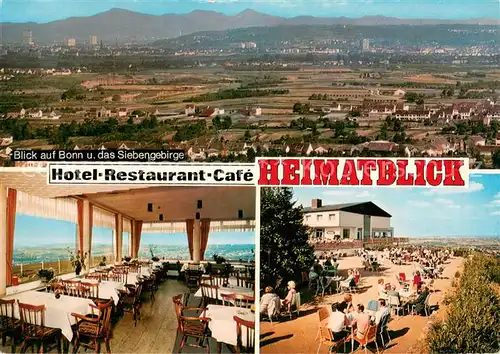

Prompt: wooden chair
[283,292,301,319]
[178,310,211,353]
[62,280,80,295]
[0,298,21,353]
[118,282,143,326]
[185,270,202,291]
[200,284,219,306]
[210,275,228,287]
[71,299,113,354]
[48,282,65,293]
[85,273,102,281]
[347,324,379,354]
[233,316,255,354]
[112,270,128,284]
[317,322,345,354]
[234,294,254,309]
[81,282,100,300]
[221,293,236,307]
[17,301,62,353]
[377,313,391,348]
[236,276,254,290]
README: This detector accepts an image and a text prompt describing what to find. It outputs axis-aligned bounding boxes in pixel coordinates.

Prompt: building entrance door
[363,215,371,241]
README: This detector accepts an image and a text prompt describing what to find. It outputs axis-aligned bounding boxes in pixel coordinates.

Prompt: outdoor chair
[17,301,62,353]
[388,295,404,316]
[346,323,379,354]
[234,315,255,354]
[178,310,211,353]
[283,292,301,319]
[0,298,21,353]
[315,306,331,341]
[411,293,432,316]
[200,284,219,306]
[317,322,345,354]
[367,300,379,313]
[377,313,391,348]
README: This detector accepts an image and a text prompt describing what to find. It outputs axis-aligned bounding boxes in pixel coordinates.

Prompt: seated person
[375,299,390,325]
[413,271,423,290]
[350,304,371,339]
[377,278,387,296]
[327,302,349,341]
[331,258,339,270]
[281,281,297,307]
[324,258,332,267]
[260,286,280,315]
[340,294,354,317]
[340,270,355,290]
[407,286,430,315]
[309,265,319,281]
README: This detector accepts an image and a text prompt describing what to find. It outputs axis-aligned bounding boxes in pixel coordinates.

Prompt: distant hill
[1,8,498,44]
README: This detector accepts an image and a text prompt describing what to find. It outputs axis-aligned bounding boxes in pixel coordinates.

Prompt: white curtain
[92,206,115,229]
[123,218,132,233]
[16,191,78,223]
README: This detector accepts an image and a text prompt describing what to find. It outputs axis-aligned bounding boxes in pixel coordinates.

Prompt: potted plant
[38,268,55,283]
[213,254,226,265]
[99,256,107,267]
[68,248,87,276]
[149,245,160,262]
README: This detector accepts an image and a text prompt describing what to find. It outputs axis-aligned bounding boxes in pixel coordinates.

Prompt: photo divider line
[254,186,261,354]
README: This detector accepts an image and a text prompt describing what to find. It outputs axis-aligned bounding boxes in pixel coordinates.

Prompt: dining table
[194,285,254,301]
[203,304,255,353]
[6,290,94,341]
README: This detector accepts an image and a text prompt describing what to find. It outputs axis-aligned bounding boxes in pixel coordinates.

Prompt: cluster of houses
[0,68,80,78]
[6,108,61,120]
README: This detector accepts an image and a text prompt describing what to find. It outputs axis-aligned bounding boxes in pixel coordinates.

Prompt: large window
[91,207,115,267]
[139,232,189,260]
[122,232,130,258]
[13,214,77,282]
[205,231,254,262]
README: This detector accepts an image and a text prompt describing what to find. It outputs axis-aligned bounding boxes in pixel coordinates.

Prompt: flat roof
[303,201,392,218]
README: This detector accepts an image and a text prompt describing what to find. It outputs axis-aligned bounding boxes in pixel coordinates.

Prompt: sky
[292,173,500,238]
[13,214,255,248]
[1,0,498,23]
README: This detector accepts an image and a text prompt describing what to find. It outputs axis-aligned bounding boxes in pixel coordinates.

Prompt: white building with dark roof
[302,199,393,242]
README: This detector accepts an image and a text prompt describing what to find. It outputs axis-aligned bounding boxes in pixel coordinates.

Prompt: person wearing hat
[281,280,297,307]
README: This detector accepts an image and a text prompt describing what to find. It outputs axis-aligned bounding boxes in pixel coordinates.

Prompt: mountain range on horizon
[1,8,498,44]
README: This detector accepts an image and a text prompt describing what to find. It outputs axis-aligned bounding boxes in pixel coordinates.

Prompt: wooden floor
[1,279,237,353]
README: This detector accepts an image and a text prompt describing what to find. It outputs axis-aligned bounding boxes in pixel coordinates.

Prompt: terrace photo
[0,171,256,353]
[259,174,500,354]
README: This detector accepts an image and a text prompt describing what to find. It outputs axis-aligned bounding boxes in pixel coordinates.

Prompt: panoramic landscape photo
[259,172,500,353]
[0,0,499,167]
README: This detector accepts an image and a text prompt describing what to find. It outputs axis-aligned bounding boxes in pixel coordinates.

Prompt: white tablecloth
[204,305,254,347]
[200,276,239,287]
[194,285,254,300]
[83,280,125,305]
[7,291,94,341]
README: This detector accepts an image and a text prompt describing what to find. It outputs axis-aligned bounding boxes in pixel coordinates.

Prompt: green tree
[260,188,316,290]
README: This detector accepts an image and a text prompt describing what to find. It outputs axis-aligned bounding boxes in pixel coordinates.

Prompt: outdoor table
[7,290,93,341]
[203,304,254,353]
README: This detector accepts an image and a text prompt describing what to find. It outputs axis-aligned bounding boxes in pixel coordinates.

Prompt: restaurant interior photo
[0,170,256,353]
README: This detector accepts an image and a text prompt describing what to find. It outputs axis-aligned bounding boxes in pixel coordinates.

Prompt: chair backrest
[76,284,91,298]
[424,293,432,306]
[317,306,330,323]
[388,295,400,306]
[399,273,406,282]
[81,281,100,298]
[234,316,255,354]
[18,301,46,336]
[0,298,15,319]
[354,274,360,284]
[221,293,236,306]
[172,294,184,329]
[318,323,334,343]
[367,300,379,312]
[211,275,228,287]
[87,299,113,337]
[378,313,390,331]
[291,292,301,309]
[200,284,219,303]
[365,324,378,342]
[234,294,254,309]
[85,273,101,281]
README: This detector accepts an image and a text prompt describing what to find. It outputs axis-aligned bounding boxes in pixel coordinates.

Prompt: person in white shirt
[327,302,349,341]
[375,299,390,325]
[260,286,279,315]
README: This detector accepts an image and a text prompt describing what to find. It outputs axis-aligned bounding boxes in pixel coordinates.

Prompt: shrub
[427,254,500,353]
[454,271,460,278]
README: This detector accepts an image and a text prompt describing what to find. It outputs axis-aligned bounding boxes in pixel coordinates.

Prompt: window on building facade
[305,215,311,222]
[315,229,324,240]
[329,214,336,221]
[343,229,350,239]
[317,214,323,221]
